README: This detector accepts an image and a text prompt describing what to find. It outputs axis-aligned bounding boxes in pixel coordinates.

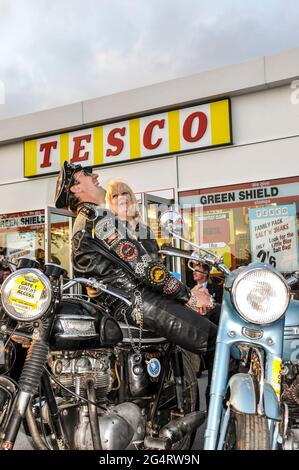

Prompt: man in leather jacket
[55,162,217,355]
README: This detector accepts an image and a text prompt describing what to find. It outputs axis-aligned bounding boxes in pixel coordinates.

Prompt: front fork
[204,341,282,450]
[0,339,49,450]
[204,342,230,450]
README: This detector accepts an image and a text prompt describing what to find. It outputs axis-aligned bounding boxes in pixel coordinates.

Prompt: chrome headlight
[1,268,52,322]
[231,265,289,325]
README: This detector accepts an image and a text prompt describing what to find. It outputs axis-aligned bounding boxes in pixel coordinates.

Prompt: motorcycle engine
[73,402,145,450]
[49,350,114,398]
[44,349,146,449]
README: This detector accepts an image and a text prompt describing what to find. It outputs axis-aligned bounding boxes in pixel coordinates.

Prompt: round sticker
[9,273,45,316]
[147,358,161,378]
[115,240,139,262]
[147,263,168,286]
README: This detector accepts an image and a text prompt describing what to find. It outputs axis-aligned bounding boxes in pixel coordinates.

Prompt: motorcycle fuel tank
[50,298,123,351]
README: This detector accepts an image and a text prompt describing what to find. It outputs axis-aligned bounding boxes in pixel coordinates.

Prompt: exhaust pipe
[25,400,48,450]
[86,379,102,450]
[160,411,206,442]
[144,411,205,449]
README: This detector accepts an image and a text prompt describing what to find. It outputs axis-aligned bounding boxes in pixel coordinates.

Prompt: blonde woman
[105,179,160,260]
[105,179,215,313]
[105,179,140,223]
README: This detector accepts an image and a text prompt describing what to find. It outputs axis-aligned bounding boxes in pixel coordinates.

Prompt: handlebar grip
[159,245,192,256]
[286,274,299,287]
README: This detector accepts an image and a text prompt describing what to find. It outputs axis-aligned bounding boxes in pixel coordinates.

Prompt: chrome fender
[227,373,256,414]
[227,374,281,420]
[263,382,281,420]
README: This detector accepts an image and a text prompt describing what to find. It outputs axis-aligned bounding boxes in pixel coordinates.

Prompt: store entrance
[141,193,174,246]
[141,193,178,273]
[45,207,75,279]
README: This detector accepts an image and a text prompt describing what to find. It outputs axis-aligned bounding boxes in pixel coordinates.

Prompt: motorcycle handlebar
[159,248,231,275]
[217,263,231,276]
[286,271,299,287]
[160,245,193,257]
[62,277,132,306]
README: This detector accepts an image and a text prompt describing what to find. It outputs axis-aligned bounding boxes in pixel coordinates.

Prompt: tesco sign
[24,99,232,177]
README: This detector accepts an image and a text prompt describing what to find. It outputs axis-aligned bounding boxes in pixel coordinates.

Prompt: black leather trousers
[141,288,217,355]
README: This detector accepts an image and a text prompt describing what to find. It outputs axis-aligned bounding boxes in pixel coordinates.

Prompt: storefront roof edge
[0,47,299,145]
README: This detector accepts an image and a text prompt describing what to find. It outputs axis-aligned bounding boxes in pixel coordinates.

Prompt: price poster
[196,209,235,269]
[249,204,298,272]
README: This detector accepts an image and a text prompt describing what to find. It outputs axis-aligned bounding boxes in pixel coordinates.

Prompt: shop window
[0,210,45,267]
[179,176,299,285]
[48,212,72,278]
[0,210,70,277]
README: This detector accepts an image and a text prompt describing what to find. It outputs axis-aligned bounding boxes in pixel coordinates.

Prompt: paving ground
[14,372,208,450]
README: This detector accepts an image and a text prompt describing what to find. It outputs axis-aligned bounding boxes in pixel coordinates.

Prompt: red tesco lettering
[71,134,92,163]
[143,119,165,150]
[183,112,207,142]
[40,141,57,168]
[106,128,126,157]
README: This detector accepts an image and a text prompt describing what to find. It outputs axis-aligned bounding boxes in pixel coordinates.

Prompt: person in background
[190,261,223,323]
[35,248,45,268]
[187,261,223,399]
[36,248,62,268]
[192,262,223,302]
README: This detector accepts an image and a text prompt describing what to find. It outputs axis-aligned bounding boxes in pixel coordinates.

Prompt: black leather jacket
[131,221,160,261]
[72,202,216,353]
[72,203,190,307]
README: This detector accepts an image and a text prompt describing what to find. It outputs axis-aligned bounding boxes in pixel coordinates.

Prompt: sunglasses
[72,168,93,185]
[82,168,93,176]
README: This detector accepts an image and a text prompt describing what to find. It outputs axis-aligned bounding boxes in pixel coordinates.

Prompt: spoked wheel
[224,412,270,450]
[156,349,199,449]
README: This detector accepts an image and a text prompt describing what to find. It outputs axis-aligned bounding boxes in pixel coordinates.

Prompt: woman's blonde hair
[105,179,141,220]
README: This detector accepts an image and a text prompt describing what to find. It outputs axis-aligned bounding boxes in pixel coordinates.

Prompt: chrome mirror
[160,210,184,235]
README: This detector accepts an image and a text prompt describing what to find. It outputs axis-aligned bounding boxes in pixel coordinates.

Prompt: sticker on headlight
[271,357,282,397]
[9,273,44,316]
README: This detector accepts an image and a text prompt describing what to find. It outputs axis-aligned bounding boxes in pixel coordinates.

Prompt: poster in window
[248,203,298,272]
[196,209,235,269]
[6,231,36,261]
